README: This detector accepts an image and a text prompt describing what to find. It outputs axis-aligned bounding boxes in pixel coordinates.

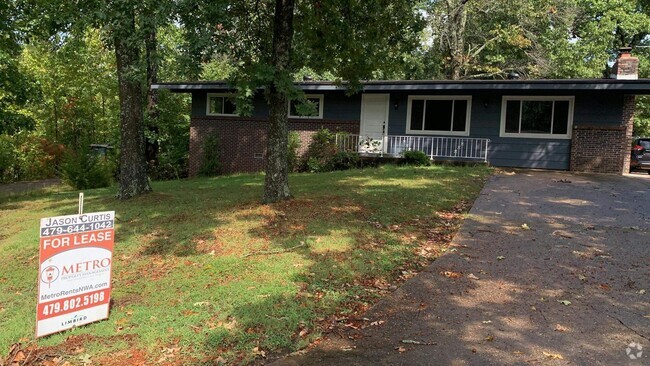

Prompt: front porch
[335,134,490,163]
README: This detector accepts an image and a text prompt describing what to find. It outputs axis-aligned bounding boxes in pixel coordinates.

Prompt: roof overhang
[152,79,650,94]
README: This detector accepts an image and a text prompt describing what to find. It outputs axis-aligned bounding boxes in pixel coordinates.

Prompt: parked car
[630,138,650,174]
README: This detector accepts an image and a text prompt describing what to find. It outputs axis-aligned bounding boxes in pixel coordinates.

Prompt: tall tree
[264,0,295,201]
[16,0,169,198]
[184,0,424,202]
[20,30,119,147]
[0,0,36,135]
[110,0,152,198]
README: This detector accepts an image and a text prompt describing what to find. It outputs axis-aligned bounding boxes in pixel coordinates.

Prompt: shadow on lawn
[261,171,650,366]
[192,167,489,363]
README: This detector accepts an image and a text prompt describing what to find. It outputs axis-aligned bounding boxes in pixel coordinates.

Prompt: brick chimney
[610,47,639,80]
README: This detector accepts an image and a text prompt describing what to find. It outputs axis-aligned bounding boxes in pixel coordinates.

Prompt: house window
[288,94,324,119]
[500,96,574,139]
[207,93,237,116]
[406,96,471,136]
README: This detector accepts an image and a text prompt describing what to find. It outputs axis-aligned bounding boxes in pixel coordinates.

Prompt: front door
[360,94,389,154]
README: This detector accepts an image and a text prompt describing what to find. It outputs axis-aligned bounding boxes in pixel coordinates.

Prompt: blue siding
[383,90,625,170]
[191,90,361,120]
[190,88,626,171]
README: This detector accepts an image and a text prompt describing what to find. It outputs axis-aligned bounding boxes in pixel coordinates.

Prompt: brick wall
[621,95,636,173]
[189,116,360,176]
[570,125,627,173]
[570,95,635,174]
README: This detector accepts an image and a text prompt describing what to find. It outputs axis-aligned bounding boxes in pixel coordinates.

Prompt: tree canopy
[1,0,649,187]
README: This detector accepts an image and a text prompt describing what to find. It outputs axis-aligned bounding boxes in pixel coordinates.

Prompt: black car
[631,138,650,174]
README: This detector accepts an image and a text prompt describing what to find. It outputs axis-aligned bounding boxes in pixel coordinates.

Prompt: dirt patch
[2,334,136,366]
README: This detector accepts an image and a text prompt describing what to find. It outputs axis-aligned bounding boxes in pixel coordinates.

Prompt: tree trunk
[145,28,160,164]
[263,0,294,203]
[445,0,469,80]
[114,13,152,199]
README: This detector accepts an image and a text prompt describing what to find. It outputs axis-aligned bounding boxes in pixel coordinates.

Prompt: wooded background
[1,0,649,187]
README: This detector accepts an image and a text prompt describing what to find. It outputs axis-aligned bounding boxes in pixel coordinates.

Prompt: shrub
[59,147,114,190]
[301,128,337,172]
[198,133,222,177]
[330,151,360,171]
[0,135,17,183]
[402,150,430,166]
[287,131,301,172]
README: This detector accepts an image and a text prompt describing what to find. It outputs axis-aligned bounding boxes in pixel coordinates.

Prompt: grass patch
[0,165,491,365]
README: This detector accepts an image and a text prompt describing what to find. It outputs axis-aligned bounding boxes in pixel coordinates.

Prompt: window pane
[552,101,569,135]
[209,97,223,114]
[289,100,299,117]
[521,101,552,134]
[505,101,520,133]
[424,100,452,131]
[452,100,467,132]
[639,140,650,150]
[307,97,320,116]
[410,100,424,130]
[223,98,237,115]
[290,98,319,117]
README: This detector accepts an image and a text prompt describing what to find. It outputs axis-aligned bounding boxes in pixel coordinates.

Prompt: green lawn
[0,165,490,365]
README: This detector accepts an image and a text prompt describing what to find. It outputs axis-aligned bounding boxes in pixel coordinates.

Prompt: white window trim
[405,95,472,136]
[499,96,574,139]
[288,94,324,119]
[206,93,238,116]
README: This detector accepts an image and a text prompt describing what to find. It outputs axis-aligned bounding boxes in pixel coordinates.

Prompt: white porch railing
[335,134,490,162]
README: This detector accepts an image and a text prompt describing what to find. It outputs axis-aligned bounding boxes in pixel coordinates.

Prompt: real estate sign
[36,211,115,338]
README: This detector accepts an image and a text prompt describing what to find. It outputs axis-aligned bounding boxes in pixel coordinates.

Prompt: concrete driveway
[273,171,649,365]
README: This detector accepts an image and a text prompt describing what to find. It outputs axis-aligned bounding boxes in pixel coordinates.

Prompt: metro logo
[61,258,111,275]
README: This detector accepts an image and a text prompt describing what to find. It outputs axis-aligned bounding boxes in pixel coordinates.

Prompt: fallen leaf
[557,300,571,306]
[554,324,569,332]
[543,351,564,359]
[441,271,462,279]
[13,350,26,362]
[521,224,530,230]
[252,346,266,358]
[79,354,92,365]
[496,256,506,260]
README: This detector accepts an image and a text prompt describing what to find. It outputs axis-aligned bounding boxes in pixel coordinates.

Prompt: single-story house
[153,48,650,176]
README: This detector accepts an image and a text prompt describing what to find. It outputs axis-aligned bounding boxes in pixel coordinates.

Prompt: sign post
[36,209,115,338]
